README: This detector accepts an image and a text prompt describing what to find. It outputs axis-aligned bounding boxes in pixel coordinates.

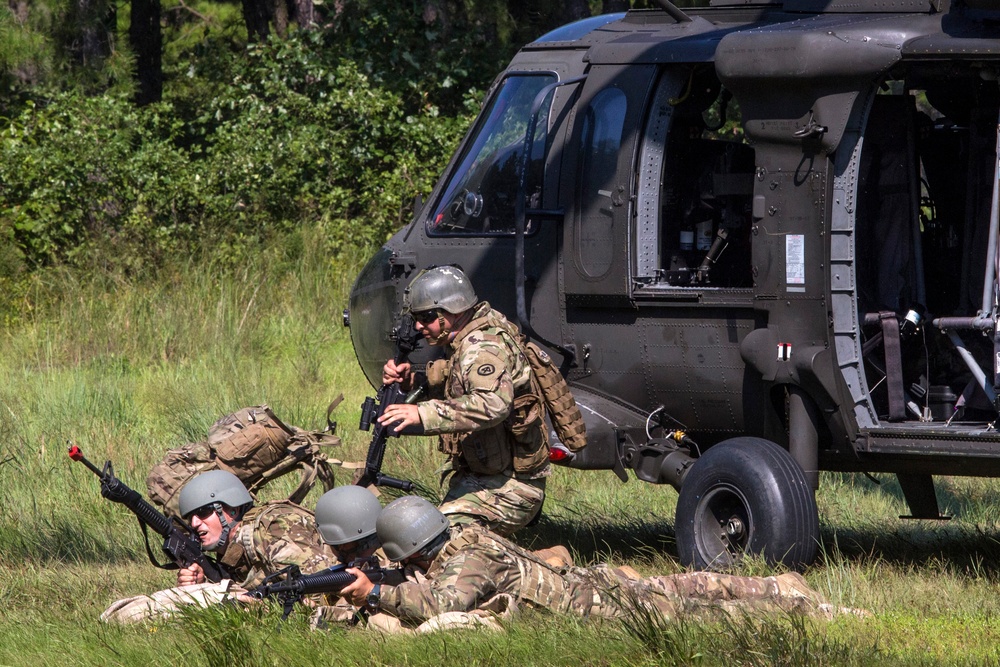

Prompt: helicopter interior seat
[856,94,925,422]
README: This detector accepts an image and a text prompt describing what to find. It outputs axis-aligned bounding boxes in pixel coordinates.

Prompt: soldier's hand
[382,360,413,388]
[342,568,375,607]
[378,403,422,432]
[177,563,205,586]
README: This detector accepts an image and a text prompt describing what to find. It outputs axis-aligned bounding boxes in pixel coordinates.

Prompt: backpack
[523,342,588,453]
[426,309,588,456]
[146,399,352,518]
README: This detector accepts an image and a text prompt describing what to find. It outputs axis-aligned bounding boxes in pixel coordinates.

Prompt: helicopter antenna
[652,0,692,22]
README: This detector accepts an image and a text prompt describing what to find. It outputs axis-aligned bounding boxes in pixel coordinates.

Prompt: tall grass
[3,226,1000,665]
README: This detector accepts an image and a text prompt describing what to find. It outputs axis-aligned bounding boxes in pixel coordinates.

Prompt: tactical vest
[435,306,549,475]
[218,501,328,588]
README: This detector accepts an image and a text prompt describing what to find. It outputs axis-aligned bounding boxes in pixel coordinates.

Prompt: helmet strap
[210,502,240,552]
[429,313,451,345]
[434,309,474,346]
[419,528,450,562]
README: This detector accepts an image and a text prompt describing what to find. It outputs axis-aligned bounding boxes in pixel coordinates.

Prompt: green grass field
[3,230,1000,666]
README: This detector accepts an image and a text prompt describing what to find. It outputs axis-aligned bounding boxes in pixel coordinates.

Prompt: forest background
[3,1,1000,665]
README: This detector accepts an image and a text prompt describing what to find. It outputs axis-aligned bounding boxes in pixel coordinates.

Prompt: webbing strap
[879,311,906,421]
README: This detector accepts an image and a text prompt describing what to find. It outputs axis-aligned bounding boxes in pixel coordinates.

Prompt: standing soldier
[341,496,858,628]
[378,265,549,537]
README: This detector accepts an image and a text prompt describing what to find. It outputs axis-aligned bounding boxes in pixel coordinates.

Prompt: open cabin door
[563,65,657,301]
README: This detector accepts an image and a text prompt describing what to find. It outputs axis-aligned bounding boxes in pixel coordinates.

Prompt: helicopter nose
[348,247,402,387]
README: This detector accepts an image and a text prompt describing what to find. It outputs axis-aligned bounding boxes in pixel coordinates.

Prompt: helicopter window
[646,68,755,290]
[426,73,556,237]
[578,88,627,277]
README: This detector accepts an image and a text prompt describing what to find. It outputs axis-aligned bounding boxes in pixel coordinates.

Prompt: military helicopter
[345,0,1000,570]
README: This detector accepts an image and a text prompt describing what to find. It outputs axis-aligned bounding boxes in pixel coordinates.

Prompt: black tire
[675,437,819,571]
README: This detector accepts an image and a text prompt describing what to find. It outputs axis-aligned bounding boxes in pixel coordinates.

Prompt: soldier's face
[189,505,237,550]
[414,310,458,346]
[333,538,376,564]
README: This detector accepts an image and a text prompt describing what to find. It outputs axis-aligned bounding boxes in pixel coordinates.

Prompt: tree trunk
[422,0,449,36]
[130,0,163,105]
[293,0,313,30]
[273,0,288,37]
[69,0,116,66]
[242,0,271,41]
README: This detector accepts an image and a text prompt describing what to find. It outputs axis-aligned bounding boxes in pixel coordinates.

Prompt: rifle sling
[139,520,179,571]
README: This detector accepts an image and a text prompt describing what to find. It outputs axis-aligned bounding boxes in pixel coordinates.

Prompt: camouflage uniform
[417,302,549,536]
[377,526,833,626]
[102,501,336,624]
[218,501,338,589]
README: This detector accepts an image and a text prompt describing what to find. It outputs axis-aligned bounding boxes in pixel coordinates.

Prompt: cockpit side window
[426,73,557,236]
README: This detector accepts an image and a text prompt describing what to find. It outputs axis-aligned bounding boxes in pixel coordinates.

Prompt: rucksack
[523,342,588,453]
[146,400,352,518]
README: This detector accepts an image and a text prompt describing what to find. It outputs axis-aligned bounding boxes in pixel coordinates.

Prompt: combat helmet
[315,485,382,545]
[405,266,478,315]
[376,495,449,562]
[178,469,253,518]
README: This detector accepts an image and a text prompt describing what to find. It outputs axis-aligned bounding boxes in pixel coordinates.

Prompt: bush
[0,33,476,274]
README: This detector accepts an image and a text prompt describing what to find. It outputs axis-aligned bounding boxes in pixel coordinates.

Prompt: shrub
[0,34,476,274]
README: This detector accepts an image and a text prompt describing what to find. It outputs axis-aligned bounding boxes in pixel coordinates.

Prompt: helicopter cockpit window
[635,68,755,290]
[426,73,556,236]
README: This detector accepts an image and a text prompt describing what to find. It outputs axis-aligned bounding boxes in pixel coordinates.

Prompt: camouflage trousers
[100,581,245,624]
[438,470,545,537]
[622,572,833,620]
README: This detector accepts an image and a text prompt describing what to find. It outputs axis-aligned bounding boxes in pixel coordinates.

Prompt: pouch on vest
[508,391,549,473]
[457,426,513,476]
[426,359,450,392]
[147,400,348,518]
[524,343,588,452]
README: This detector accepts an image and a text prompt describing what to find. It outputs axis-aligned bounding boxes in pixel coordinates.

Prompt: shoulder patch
[477,363,497,377]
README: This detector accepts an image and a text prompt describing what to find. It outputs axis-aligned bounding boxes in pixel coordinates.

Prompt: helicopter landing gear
[674,437,819,571]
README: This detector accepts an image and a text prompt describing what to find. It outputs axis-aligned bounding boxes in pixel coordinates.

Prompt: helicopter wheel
[674,437,818,571]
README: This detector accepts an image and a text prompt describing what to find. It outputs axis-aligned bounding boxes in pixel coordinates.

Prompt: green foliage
[617,603,875,667]
[0,7,54,96]
[324,0,520,115]
[0,32,474,273]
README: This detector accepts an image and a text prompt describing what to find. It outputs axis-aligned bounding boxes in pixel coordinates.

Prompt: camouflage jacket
[217,501,337,589]
[377,526,609,623]
[417,302,549,477]
[377,526,831,625]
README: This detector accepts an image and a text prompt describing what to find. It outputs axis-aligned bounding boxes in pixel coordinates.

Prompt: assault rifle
[355,312,425,490]
[250,559,402,620]
[68,445,228,583]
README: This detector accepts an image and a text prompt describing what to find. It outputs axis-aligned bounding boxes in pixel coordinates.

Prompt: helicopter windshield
[427,73,556,236]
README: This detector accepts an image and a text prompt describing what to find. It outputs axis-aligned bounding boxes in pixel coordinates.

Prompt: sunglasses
[413,310,441,325]
[188,505,217,521]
